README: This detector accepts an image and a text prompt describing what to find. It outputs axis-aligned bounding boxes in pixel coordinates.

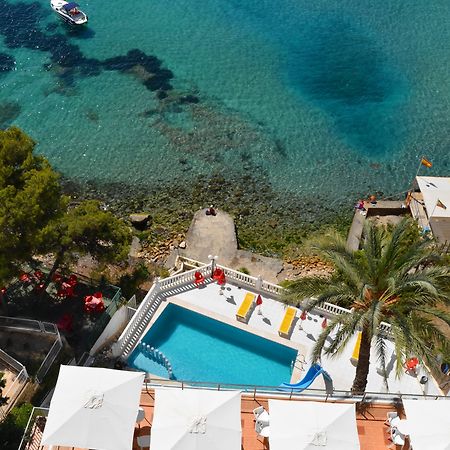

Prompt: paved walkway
[173,208,283,283]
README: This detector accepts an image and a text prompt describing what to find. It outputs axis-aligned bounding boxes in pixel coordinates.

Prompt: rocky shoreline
[61,169,353,268]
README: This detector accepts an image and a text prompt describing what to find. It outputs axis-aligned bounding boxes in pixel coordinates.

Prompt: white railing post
[256,275,263,291]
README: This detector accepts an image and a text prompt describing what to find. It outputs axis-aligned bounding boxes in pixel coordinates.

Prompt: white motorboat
[50,0,88,25]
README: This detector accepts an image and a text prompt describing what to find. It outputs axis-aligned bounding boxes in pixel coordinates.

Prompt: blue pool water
[128,303,297,386]
[1,0,449,208]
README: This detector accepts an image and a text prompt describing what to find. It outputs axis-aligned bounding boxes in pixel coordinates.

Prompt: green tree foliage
[283,219,450,394]
[118,263,150,299]
[42,200,132,282]
[0,402,33,450]
[0,127,131,287]
[0,127,66,285]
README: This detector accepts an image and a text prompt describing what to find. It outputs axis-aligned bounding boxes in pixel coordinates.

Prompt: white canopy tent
[268,400,360,450]
[151,388,241,450]
[416,176,450,219]
[403,400,450,450]
[41,365,145,450]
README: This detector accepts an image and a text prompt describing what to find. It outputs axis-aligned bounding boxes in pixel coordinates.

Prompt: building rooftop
[415,176,450,243]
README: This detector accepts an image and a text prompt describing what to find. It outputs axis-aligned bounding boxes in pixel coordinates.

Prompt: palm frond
[378,218,410,274]
[323,312,363,357]
[283,277,356,310]
[282,277,334,306]
[321,251,362,291]
[311,321,339,362]
[413,307,450,328]
[374,335,389,389]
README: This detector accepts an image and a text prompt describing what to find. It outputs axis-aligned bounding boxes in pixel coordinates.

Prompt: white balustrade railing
[115,258,393,359]
[317,302,353,317]
[115,283,162,357]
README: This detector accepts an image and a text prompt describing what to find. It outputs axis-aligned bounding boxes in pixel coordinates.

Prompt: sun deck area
[131,280,446,397]
[28,389,396,450]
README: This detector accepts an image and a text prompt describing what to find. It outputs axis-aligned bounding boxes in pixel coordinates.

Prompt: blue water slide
[278,363,331,392]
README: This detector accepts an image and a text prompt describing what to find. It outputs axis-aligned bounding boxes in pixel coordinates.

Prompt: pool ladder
[140,342,174,379]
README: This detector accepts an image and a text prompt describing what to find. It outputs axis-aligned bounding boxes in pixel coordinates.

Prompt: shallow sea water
[1,0,449,206]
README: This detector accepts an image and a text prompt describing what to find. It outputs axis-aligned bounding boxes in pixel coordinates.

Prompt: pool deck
[148,282,446,396]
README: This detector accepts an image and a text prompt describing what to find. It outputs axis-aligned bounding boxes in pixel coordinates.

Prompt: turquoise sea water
[128,303,296,385]
[1,0,449,205]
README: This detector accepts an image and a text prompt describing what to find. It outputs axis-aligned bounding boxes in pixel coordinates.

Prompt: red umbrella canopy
[321,317,328,328]
[300,310,307,321]
[256,294,263,306]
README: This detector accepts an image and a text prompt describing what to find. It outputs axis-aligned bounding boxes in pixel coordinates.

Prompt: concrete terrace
[142,281,445,397]
[171,208,284,283]
[346,201,410,252]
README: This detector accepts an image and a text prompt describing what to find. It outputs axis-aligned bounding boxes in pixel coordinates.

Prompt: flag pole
[407,155,424,197]
[415,155,424,180]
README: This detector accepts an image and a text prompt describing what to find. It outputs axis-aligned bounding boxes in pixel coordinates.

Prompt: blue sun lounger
[278,363,331,392]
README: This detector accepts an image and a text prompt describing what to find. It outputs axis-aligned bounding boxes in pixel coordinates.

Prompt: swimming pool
[128,303,297,386]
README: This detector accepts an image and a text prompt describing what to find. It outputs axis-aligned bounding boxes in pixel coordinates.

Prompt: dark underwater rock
[178,94,199,104]
[0,53,15,72]
[0,101,21,129]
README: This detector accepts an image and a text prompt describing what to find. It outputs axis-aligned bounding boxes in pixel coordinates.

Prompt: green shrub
[0,402,33,450]
[119,263,150,299]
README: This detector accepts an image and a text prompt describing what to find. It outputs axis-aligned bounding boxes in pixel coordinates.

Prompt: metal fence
[0,316,56,334]
[17,407,49,450]
[35,333,63,384]
[0,349,29,419]
[0,316,62,384]
[143,377,450,403]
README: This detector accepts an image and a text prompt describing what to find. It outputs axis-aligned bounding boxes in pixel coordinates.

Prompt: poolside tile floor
[154,280,446,396]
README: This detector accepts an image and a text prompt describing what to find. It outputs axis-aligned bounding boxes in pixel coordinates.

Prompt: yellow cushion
[236,293,255,318]
[351,331,362,361]
[279,307,296,334]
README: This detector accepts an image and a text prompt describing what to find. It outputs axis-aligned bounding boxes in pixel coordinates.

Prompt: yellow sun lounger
[350,331,362,365]
[278,307,297,338]
[236,293,256,323]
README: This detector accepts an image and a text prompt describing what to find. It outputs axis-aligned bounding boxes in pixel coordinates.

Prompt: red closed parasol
[299,310,307,330]
[194,271,205,286]
[256,294,263,315]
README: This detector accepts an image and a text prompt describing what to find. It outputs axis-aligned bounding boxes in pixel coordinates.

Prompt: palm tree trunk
[351,327,372,394]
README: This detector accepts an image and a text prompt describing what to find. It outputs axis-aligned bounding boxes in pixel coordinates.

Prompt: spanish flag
[421,157,432,168]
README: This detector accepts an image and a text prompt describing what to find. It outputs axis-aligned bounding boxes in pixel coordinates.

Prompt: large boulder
[129,213,151,230]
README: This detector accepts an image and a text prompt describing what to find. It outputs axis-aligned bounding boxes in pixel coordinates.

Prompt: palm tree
[283,219,450,394]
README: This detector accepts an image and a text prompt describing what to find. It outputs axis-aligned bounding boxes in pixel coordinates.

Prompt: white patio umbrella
[41,365,145,450]
[403,399,450,450]
[151,388,241,450]
[268,399,360,450]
